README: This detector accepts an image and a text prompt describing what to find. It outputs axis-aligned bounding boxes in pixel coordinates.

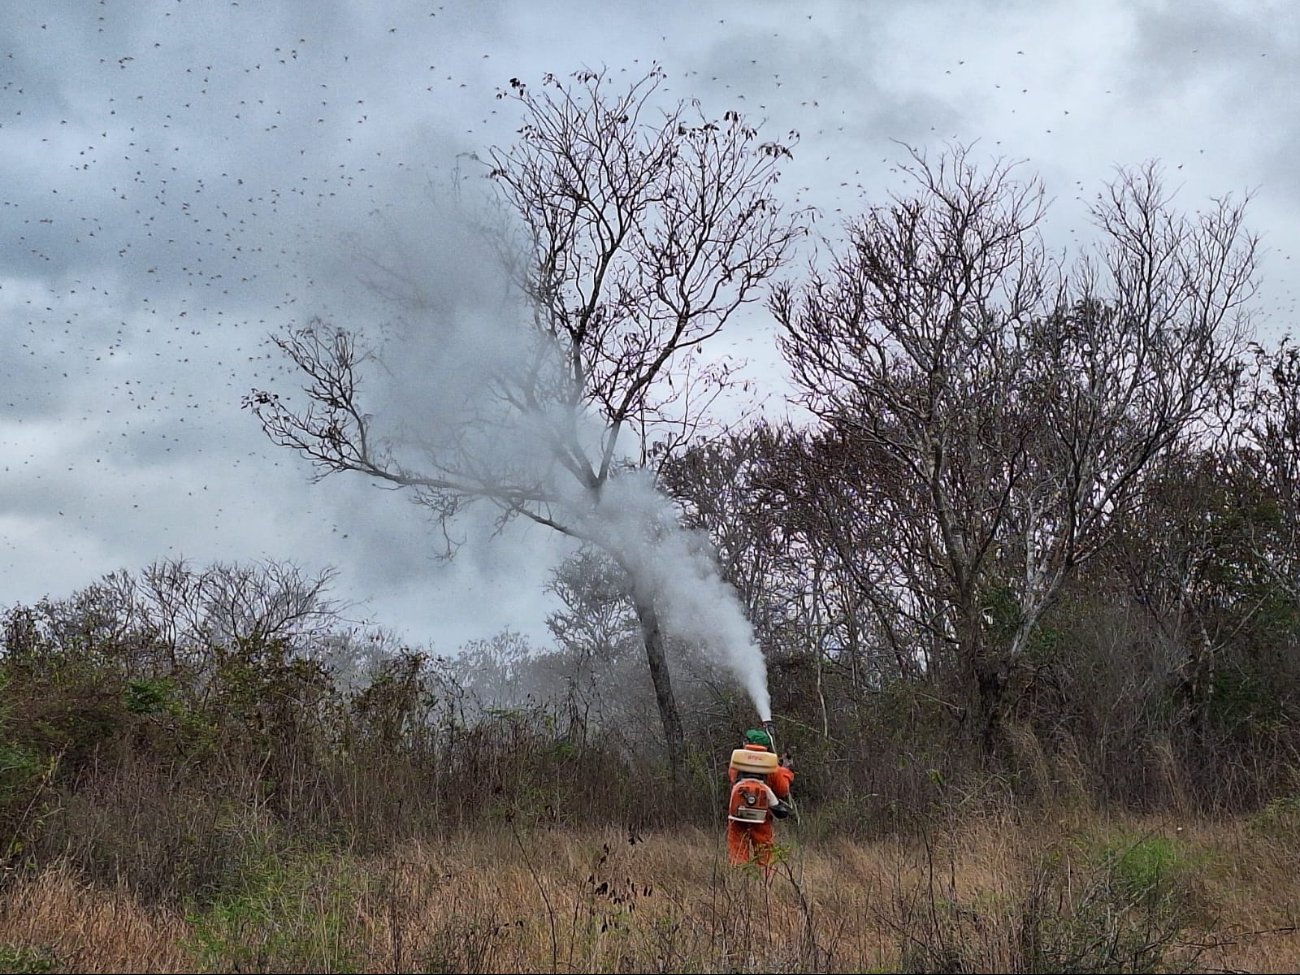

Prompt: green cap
[744,728,771,747]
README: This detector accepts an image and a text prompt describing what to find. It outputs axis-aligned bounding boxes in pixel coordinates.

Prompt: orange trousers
[727,818,776,870]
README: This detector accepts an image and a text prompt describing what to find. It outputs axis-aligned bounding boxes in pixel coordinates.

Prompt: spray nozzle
[762,719,776,751]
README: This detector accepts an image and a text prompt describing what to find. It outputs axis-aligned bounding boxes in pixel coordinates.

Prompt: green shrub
[1103,835,1185,904]
[0,743,43,812]
[1016,832,1207,974]
[894,831,1207,974]
[0,944,57,974]
[184,839,362,974]
[1248,792,1300,853]
[123,677,177,716]
[0,679,59,856]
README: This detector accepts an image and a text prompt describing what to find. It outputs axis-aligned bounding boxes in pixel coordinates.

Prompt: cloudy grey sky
[2,0,1297,652]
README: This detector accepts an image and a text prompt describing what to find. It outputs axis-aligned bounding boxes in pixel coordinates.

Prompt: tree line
[244,66,1292,795]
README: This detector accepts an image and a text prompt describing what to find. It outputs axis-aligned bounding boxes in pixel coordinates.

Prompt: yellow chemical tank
[729,748,778,776]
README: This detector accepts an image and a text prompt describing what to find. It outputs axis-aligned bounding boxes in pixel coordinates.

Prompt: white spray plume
[306,169,772,722]
[579,470,771,722]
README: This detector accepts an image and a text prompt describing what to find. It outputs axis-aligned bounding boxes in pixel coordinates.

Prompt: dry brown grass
[0,862,191,973]
[3,809,1300,973]
[350,825,892,973]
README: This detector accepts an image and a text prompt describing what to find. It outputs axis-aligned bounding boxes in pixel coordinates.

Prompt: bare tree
[543,547,647,738]
[247,67,803,777]
[659,426,787,628]
[774,146,1256,751]
[755,424,937,689]
[1,558,343,681]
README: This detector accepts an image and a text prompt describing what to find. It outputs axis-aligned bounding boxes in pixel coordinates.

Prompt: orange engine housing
[728,777,772,823]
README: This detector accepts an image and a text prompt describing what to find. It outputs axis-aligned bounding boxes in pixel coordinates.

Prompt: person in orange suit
[726,728,794,874]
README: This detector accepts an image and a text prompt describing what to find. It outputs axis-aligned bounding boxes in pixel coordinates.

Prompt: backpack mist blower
[727,718,793,823]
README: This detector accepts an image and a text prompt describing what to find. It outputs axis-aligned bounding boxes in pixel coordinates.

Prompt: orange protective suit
[726,743,795,872]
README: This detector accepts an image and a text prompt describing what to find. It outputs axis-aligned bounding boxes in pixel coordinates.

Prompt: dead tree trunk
[631,590,686,784]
